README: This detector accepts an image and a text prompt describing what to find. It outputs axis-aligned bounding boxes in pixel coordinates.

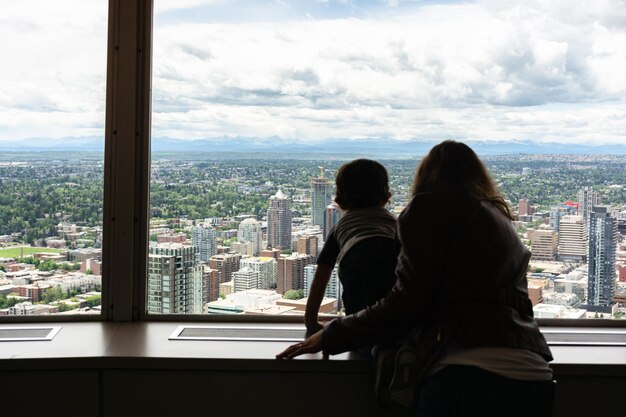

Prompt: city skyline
[1,154,625,318]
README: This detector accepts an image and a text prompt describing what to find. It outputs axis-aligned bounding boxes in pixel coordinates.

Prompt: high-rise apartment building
[311,167,333,229]
[529,229,558,260]
[577,186,599,229]
[260,248,282,260]
[549,204,575,231]
[209,253,242,283]
[191,225,217,263]
[267,189,292,249]
[323,201,343,241]
[304,264,342,302]
[517,198,535,216]
[238,218,263,256]
[587,206,617,312]
[518,199,530,216]
[296,235,318,259]
[233,267,260,292]
[240,257,277,290]
[147,243,203,314]
[558,215,587,262]
[277,253,315,294]
[202,266,220,304]
[230,241,255,257]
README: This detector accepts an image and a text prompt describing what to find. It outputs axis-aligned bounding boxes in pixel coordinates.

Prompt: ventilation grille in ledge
[542,330,626,346]
[169,327,626,346]
[0,327,61,342]
[169,326,306,342]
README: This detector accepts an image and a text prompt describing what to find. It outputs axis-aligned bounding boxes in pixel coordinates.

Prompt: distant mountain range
[0,136,624,156]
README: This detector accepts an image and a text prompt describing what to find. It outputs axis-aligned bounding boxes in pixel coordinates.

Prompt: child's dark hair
[334,159,391,210]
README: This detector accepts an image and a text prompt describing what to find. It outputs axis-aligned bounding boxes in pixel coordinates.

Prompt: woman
[277,141,554,416]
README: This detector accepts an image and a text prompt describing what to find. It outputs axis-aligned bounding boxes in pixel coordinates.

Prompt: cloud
[0,0,107,140]
[1,0,626,145]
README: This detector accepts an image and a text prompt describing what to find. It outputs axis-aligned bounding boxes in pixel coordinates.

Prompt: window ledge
[0,322,625,376]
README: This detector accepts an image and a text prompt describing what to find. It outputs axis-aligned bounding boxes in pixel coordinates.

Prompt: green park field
[0,247,66,259]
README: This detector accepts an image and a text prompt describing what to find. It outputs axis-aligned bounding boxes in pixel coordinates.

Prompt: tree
[42,286,65,304]
[0,293,21,309]
[57,303,78,312]
[84,295,101,308]
[283,289,304,300]
[38,259,58,271]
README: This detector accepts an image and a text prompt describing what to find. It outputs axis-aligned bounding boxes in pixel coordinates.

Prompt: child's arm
[304,263,334,334]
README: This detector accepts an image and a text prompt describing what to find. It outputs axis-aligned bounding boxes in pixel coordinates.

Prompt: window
[0,0,623,323]
[147,1,625,320]
[0,0,107,318]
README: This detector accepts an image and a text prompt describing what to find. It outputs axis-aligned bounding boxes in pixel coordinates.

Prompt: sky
[1,0,626,145]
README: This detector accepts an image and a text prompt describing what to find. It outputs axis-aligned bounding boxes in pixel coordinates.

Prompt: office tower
[240,257,277,290]
[267,188,292,249]
[304,264,342,301]
[587,206,617,312]
[191,225,217,263]
[233,267,260,292]
[558,215,588,262]
[529,229,558,260]
[209,253,242,283]
[296,235,318,259]
[311,167,333,228]
[577,186,599,228]
[323,201,343,241]
[277,253,315,294]
[238,218,263,256]
[518,199,530,216]
[202,266,220,304]
[147,243,203,314]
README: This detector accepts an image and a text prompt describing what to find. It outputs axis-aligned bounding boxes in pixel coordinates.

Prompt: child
[305,159,397,334]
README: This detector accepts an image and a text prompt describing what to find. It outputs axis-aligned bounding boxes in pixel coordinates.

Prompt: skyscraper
[549,204,575,232]
[577,186,599,229]
[529,229,558,260]
[209,253,242,283]
[147,243,203,314]
[191,225,217,263]
[202,265,220,304]
[311,167,332,228]
[558,215,587,262]
[587,206,617,312]
[296,234,318,259]
[518,198,530,216]
[267,188,292,249]
[238,218,263,256]
[277,253,315,294]
[304,264,342,308]
[323,201,343,241]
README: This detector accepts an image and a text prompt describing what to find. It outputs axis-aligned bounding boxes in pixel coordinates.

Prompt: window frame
[0,0,623,328]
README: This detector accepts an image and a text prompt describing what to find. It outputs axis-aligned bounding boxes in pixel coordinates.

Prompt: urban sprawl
[0,153,625,319]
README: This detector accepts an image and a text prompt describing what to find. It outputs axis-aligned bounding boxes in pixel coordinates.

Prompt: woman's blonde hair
[412,140,513,220]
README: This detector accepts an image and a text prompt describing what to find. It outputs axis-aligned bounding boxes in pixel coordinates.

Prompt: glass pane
[150,1,625,318]
[0,1,107,316]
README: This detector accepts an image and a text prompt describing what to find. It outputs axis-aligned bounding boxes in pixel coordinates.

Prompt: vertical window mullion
[103,0,152,321]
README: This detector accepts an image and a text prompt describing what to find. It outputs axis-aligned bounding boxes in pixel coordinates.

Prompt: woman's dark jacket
[320,192,553,361]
